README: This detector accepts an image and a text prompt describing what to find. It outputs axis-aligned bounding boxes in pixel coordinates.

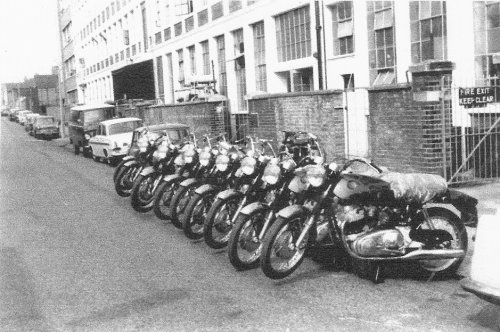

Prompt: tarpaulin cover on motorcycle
[380,172,447,204]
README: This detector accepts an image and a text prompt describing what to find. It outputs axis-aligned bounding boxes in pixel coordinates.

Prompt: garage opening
[112,60,155,101]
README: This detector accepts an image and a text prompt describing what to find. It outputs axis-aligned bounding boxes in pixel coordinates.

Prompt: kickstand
[372,264,384,284]
[426,271,436,282]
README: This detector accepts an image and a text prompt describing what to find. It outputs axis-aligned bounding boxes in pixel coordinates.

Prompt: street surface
[0,117,499,332]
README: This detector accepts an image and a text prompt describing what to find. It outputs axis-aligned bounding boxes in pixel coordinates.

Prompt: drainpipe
[315,0,324,90]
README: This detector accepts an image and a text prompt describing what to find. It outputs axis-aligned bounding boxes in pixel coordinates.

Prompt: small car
[1,108,9,116]
[9,108,20,121]
[461,212,500,306]
[17,110,33,125]
[88,117,143,165]
[25,113,41,134]
[33,116,60,140]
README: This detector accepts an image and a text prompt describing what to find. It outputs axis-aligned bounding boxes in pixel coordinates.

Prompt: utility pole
[56,0,66,138]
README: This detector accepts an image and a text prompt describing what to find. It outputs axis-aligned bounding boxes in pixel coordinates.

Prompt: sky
[0,0,60,84]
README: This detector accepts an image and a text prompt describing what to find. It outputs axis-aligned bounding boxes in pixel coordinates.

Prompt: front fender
[240,201,269,216]
[195,184,218,196]
[216,189,244,201]
[163,173,183,182]
[277,205,308,219]
[124,160,139,168]
[122,156,135,162]
[180,178,200,187]
[140,166,155,176]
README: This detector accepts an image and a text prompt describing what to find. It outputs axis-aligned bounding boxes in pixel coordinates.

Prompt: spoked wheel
[261,211,310,280]
[183,192,214,239]
[113,159,131,183]
[169,182,198,229]
[413,207,468,277]
[153,180,178,223]
[228,209,268,270]
[130,174,158,212]
[115,165,140,197]
[204,196,241,249]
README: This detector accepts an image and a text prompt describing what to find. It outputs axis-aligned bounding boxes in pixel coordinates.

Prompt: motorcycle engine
[335,204,405,257]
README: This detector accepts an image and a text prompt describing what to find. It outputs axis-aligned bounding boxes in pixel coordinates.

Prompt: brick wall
[247,90,345,160]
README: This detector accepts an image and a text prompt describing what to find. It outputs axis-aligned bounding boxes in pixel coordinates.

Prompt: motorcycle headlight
[153,150,167,163]
[281,158,296,171]
[305,165,326,187]
[184,156,194,164]
[241,156,256,175]
[157,141,169,154]
[216,155,229,171]
[263,164,281,185]
[199,151,211,166]
[183,148,196,164]
[212,148,219,156]
[174,155,185,166]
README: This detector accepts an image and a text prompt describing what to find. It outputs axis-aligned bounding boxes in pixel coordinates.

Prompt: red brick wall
[247,90,345,160]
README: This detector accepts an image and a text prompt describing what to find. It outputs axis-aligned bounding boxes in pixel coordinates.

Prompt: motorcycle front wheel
[183,191,215,239]
[260,210,310,279]
[204,196,241,249]
[168,182,198,229]
[113,159,131,183]
[130,174,158,212]
[153,180,178,222]
[228,208,269,270]
[414,207,468,277]
[115,164,140,197]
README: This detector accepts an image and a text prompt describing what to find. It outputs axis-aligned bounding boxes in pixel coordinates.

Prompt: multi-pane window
[177,49,185,86]
[175,0,193,16]
[229,0,242,13]
[233,29,247,111]
[293,68,313,92]
[275,6,311,62]
[367,1,396,86]
[201,40,210,75]
[474,1,500,100]
[216,35,228,96]
[253,21,267,92]
[410,1,447,64]
[188,45,196,75]
[157,56,164,101]
[332,1,354,56]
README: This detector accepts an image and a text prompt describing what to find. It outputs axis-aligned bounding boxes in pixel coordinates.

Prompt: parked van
[68,104,115,156]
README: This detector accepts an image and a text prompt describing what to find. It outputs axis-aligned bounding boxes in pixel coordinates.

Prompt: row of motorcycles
[112,128,472,282]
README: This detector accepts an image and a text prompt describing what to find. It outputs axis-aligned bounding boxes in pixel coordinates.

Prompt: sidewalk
[456,181,500,217]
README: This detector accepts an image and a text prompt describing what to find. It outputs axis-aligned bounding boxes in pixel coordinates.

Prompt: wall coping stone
[149,99,224,108]
[246,89,344,101]
[368,83,412,92]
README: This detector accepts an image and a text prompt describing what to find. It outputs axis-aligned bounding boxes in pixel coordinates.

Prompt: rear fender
[216,189,243,201]
[424,203,461,221]
[240,201,269,216]
[180,178,199,187]
[140,166,155,176]
[195,184,218,196]
[277,205,308,219]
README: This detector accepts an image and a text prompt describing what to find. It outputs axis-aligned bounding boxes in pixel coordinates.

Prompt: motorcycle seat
[380,172,448,204]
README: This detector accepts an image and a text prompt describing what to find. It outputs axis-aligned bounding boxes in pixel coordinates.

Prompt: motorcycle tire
[115,164,139,197]
[260,209,310,280]
[113,159,130,183]
[414,207,468,278]
[168,182,199,229]
[183,191,215,240]
[153,180,178,223]
[130,174,157,213]
[204,196,242,249]
[228,207,269,270]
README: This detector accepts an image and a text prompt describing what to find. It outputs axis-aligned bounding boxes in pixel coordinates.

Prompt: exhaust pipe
[399,249,465,261]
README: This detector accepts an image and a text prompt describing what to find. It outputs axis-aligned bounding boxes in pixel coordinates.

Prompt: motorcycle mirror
[328,162,341,172]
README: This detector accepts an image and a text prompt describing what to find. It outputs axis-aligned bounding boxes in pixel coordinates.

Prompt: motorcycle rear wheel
[228,209,268,270]
[414,207,468,277]
[260,210,310,279]
[204,196,241,249]
[183,191,214,239]
[131,174,157,212]
[169,182,198,229]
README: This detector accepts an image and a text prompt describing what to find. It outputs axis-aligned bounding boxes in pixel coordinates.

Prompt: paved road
[0,118,498,332]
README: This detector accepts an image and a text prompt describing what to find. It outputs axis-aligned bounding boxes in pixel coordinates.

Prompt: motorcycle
[182,139,245,239]
[114,130,165,197]
[129,134,183,212]
[227,132,324,270]
[159,134,222,228]
[260,159,469,282]
[203,137,277,249]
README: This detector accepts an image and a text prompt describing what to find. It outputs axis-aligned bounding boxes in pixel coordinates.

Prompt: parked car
[1,107,9,116]
[88,117,143,165]
[461,213,500,306]
[25,113,41,134]
[68,103,115,156]
[33,116,60,140]
[17,110,33,125]
[9,108,20,121]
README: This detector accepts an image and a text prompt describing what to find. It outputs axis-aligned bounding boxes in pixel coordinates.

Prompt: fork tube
[258,210,275,239]
[231,196,247,224]
[295,215,315,248]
